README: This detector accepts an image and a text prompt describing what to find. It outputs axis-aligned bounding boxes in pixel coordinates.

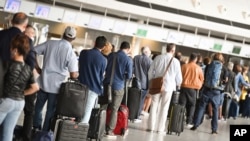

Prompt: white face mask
[30,37,35,42]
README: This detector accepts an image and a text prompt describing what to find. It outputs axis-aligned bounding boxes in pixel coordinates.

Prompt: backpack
[204,60,224,91]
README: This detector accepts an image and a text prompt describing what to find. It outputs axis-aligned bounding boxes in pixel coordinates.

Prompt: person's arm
[24,83,39,95]
[68,49,79,79]
[24,71,39,95]
[125,58,133,80]
[234,74,239,93]
[198,67,204,88]
[175,60,183,87]
[240,74,250,87]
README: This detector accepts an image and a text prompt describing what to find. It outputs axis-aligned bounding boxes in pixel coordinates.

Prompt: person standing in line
[22,24,37,141]
[191,53,228,134]
[147,43,182,134]
[133,46,152,122]
[0,34,39,141]
[78,36,108,123]
[33,26,79,131]
[179,53,204,128]
[104,41,133,138]
[0,12,29,97]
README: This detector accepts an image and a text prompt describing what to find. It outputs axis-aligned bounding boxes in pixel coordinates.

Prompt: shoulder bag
[148,57,174,95]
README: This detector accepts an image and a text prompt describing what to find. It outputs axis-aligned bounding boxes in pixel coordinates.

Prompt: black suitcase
[54,119,89,141]
[87,108,106,141]
[168,91,180,119]
[56,79,88,121]
[167,104,185,136]
[127,87,141,120]
[222,93,232,119]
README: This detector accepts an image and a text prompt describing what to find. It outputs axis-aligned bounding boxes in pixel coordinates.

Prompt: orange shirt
[181,62,204,89]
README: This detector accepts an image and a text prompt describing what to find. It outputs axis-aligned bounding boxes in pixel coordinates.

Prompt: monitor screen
[213,43,222,51]
[4,0,21,13]
[232,46,241,54]
[34,5,50,18]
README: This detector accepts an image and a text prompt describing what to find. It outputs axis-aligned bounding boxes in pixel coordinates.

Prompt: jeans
[179,87,197,124]
[33,90,57,131]
[148,90,173,132]
[138,89,148,117]
[23,93,37,141]
[81,90,98,123]
[106,89,124,132]
[0,98,25,141]
[193,88,220,132]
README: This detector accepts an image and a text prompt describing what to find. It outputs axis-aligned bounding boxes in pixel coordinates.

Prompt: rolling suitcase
[127,87,141,120]
[56,78,88,122]
[167,104,185,136]
[54,119,89,141]
[106,105,129,136]
[87,108,106,141]
[222,93,232,119]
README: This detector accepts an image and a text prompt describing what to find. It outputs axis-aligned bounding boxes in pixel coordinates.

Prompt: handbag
[56,78,88,121]
[99,54,117,104]
[149,57,173,95]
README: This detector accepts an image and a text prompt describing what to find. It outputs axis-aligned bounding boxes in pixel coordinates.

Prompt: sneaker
[132,119,142,123]
[212,131,218,135]
[105,132,117,139]
[190,126,197,131]
[186,124,193,128]
[146,129,153,133]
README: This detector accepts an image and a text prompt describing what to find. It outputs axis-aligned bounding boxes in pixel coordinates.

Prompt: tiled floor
[17,108,250,141]
[101,114,250,141]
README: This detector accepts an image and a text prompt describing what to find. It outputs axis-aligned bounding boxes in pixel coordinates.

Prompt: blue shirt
[103,50,133,91]
[34,39,78,93]
[78,48,107,95]
[234,72,250,96]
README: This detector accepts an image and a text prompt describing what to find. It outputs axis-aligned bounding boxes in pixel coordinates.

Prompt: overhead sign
[4,0,21,13]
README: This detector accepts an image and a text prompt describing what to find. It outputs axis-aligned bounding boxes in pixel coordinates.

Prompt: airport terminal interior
[1,0,250,141]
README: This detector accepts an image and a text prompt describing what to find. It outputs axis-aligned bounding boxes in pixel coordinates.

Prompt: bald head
[141,46,151,57]
[12,12,29,32]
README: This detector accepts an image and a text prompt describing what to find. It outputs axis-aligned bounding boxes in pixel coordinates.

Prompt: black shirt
[4,61,35,100]
[0,27,36,69]
[0,27,22,62]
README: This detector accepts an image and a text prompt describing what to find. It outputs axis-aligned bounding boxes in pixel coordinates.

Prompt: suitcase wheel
[121,128,125,136]
[178,133,181,136]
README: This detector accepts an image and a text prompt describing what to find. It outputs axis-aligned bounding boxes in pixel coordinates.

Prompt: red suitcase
[106,105,129,136]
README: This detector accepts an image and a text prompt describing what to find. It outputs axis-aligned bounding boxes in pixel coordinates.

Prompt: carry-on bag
[167,104,185,136]
[56,78,88,121]
[222,92,232,119]
[54,119,89,141]
[106,105,129,136]
[127,87,141,120]
[87,108,106,141]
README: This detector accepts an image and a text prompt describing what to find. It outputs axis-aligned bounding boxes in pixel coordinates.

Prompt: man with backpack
[191,53,225,134]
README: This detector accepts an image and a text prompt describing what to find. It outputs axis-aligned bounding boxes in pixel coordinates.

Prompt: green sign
[232,46,241,54]
[213,43,222,51]
[136,29,147,37]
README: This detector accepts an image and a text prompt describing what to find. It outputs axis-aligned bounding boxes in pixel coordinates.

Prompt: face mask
[31,37,35,42]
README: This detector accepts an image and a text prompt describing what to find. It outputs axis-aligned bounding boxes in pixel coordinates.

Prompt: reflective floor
[17,109,250,141]
[101,114,250,141]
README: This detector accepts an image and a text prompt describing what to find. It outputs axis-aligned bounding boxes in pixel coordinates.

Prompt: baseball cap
[64,26,76,38]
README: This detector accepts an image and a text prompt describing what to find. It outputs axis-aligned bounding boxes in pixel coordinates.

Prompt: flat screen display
[213,43,222,51]
[232,46,241,54]
[34,5,50,18]
[4,0,21,13]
